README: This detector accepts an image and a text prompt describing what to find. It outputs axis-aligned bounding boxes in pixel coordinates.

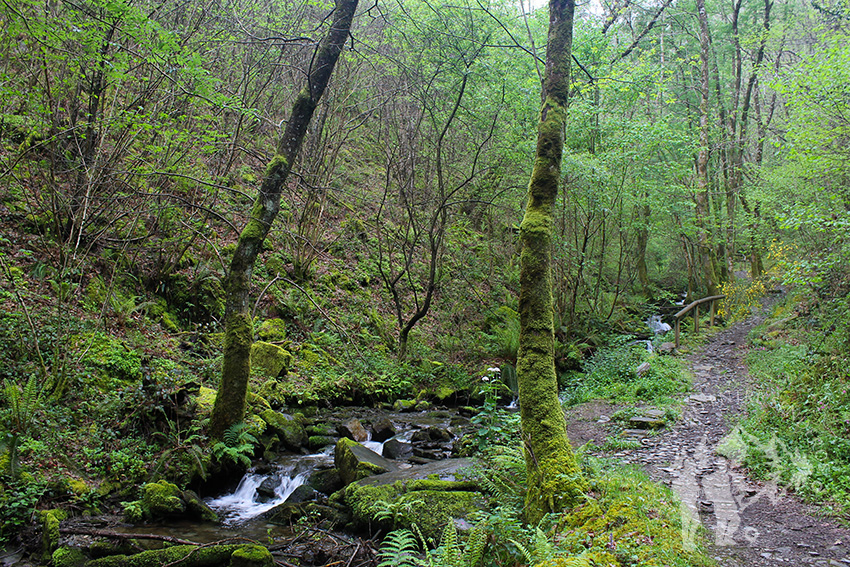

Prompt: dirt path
[567,301,850,566]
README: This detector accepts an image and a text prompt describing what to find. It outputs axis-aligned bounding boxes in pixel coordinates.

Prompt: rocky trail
[567,299,850,566]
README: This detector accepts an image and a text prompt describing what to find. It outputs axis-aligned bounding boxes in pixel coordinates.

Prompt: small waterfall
[207,466,310,524]
[647,315,672,334]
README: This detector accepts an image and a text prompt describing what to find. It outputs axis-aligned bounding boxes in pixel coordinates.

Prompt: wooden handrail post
[672,294,725,350]
[694,304,699,334]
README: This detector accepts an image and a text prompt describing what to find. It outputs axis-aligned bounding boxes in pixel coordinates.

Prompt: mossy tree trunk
[209,0,359,440]
[517,0,586,524]
[694,0,719,297]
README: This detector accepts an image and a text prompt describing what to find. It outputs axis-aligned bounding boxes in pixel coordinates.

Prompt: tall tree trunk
[517,0,586,524]
[695,0,719,295]
[210,0,359,439]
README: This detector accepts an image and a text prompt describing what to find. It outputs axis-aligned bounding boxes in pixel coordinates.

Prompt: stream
[202,408,463,527]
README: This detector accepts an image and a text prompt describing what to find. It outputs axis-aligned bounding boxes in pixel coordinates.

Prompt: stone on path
[689,393,717,403]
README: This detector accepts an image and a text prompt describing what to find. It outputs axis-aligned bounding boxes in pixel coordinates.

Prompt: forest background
[2,0,850,562]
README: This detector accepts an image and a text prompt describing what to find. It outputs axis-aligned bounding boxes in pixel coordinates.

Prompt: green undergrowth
[377,446,713,567]
[730,296,850,513]
[560,337,691,407]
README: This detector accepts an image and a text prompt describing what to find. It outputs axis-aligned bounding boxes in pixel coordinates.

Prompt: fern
[212,422,257,467]
[378,529,423,567]
[461,521,488,567]
[2,375,41,479]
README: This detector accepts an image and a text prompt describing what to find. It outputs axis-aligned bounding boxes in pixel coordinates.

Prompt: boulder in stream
[370,417,396,442]
[123,480,218,524]
[339,458,482,542]
[382,438,412,460]
[334,438,399,485]
[260,410,307,451]
[307,468,344,495]
[337,418,369,442]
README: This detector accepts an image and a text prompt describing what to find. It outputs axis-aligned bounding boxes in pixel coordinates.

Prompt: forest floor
[566,297,850,567]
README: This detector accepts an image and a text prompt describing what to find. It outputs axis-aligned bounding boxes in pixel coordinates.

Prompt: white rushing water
[206,466,310,524]
[647,315,672,334]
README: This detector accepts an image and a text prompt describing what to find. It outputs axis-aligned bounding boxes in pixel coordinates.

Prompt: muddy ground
[566,300,850,567]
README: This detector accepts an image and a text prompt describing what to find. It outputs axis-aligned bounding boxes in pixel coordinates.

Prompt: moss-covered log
[516,0,586,524]
[210,0,359,439]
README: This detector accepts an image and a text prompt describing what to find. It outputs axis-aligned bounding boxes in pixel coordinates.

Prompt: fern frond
[438,521,460,567]
[508,538,533,566]
[461,521,488,567]
[378,529,422,567]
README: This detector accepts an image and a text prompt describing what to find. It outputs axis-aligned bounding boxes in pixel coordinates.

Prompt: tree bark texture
[210,0,359,439]
[517,0,586,524]
[695,0,719,296]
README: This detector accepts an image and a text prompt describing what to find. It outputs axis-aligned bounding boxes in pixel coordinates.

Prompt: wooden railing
[674,295,726,348]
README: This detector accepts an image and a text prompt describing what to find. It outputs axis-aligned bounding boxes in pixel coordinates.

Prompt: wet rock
[334,438,399,485]
[307,435,337,450]
[256,477,278,502]
[337,418,369,442]
[260,410,307,451]
[370,418,396,442]
[411,426,453,443]
[285,484,317,504]
[393,399,417,412]
[307,468,344,495]
[382,438,413,460]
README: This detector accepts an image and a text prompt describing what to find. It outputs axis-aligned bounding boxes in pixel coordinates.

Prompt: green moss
[228,545,273,567]
[335,438,393,484]
[68,479,89,495]
[250,341,292,378]
[343,479,483,542]
[40,510,61,561]
[140,480,184,517]
[553,468,714,567]
[53,547,86,567]
[260,409,306,450]
[79,332,142,382]
[256,319,287,342]
[264,154,289,178]
[195,387,217,416]
[85,544,261,567]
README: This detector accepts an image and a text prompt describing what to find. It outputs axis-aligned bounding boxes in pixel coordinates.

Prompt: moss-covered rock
[195,387,217,417]
[141,480,185,517]
[228,545,273,567]
[335,438,399,485]
[307,435,337,450]
[53,547,87,567]
[251,341,292,378]
[260,410,307,451]
[256,319,287,342]
[40,509,62,562]
[183,489,219,522]
[84,544,270,567]
[392,399,416,412]
[342,477,484,542]
[307,468,344,495]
